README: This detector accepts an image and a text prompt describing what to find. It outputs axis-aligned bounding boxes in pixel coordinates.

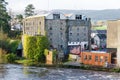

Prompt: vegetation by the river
[23,34,50,63]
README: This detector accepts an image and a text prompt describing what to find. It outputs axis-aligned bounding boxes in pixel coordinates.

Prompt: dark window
[77,33,79,36]
[76,15,82,20]
[60,45,63,49]
[77,38,79,41]
[88,55,92,60]
[50,38,52,41]
[77,27,79,30]
[49,27,52,30]
[60,28,62,30]
[39,22,41,25]
[70,33,72,36]
[53,14,60,19]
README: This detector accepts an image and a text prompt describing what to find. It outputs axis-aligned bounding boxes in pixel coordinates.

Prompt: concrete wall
[107,20,120,67]
[107,21,118,48]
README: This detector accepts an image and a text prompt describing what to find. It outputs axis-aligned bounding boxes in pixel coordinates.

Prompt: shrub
[5,53,17,63]
[23,35,49,62]
[34,53,45,63]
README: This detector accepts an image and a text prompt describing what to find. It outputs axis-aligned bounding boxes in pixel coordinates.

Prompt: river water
[0,64,120,80]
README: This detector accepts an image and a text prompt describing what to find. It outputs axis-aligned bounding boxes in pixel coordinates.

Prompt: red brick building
[81,51,111,66]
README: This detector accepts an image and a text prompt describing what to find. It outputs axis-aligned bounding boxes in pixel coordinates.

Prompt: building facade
[107,20,120,67]
[23,11,91,54]
[81,51,111,66]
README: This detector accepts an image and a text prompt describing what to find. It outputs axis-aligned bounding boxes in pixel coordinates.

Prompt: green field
[92,26,107,30]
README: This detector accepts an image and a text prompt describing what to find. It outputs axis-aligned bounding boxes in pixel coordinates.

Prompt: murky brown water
[0,64,120,80]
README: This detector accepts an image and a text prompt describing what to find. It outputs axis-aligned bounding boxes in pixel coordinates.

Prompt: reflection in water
[0,64,6,79]
[0,64,119,80]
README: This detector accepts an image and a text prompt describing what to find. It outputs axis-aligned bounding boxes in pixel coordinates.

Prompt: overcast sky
[6,0,120,12]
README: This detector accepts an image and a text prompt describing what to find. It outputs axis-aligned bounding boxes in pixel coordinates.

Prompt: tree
[23,35,50,62]
[24,4,35,17]
[0,0,11,34]
[16,14,23,24]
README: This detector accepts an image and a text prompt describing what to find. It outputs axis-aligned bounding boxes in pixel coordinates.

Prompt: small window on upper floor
[76,15,82,20]
[50,38,52,41]
[39,22,41,25]
[49,27,52,30]
[53,14,60,19]
[60,27,62,30]
[70,33,72,36]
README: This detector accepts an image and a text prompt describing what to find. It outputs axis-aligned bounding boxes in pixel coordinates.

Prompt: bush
[5,53,17,63]
[34,53,45,63]
[23,35,49,63]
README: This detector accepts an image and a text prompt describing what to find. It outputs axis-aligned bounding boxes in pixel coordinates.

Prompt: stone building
[23,11,91,55]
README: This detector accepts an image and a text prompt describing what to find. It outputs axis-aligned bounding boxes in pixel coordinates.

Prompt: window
[95,56,98,62]
[70,33,72,36]
[53,14,60,19]
[77,33,79,36]
[60,45,63,49]
[49,27,52,30]
[60,32,63,35]
[100,56,103,62]
[77,38,79,41]
[76,15,82,20]
[88,55,92,60]
[84,55,87,60]
[104,56,108,62]
[77,27,79,31]
[50,33,52,35]
[39,22,41,25]
[60,28,62,30]
[61,22,63,25]
[50,38,52,41]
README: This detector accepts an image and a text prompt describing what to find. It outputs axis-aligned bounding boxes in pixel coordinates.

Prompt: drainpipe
[88,18,92,52]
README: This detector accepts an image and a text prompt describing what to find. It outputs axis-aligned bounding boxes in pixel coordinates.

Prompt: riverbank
[15,59,120,73]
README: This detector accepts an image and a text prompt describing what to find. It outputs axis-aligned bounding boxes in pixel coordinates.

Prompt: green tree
[24,4,35,17]
[0,0,11,34]
[23,35,50,62]
[16,14,23,24]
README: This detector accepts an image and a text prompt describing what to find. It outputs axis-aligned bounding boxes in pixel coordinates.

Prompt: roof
[96,30,107,34]
[17,42,23,50]
[91,30,106,34]
[97,34,106,39]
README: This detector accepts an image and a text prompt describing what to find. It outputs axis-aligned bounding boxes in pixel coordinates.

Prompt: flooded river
[0,64,120,80]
